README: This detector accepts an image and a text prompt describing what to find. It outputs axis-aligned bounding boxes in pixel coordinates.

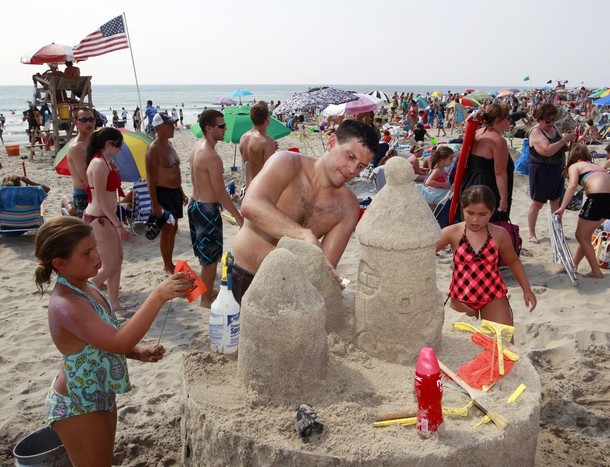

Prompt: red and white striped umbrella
[20,43,78,65]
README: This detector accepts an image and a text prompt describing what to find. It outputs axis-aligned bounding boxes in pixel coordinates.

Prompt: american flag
[73,15,129,61]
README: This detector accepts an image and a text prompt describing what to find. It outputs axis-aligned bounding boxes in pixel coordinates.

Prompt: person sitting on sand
[578,119,604,144]
[230,119,379,304]
[407,144,429,182]
[436,185,536,328]
[554,144,610,278]
[1,175,50,192]
[34,216,194,466]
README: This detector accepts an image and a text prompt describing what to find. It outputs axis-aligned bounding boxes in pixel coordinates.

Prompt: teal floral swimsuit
[46,277,132,424]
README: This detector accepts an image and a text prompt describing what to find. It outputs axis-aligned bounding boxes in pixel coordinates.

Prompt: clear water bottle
[209,252,240,354]
[414,347,444,439]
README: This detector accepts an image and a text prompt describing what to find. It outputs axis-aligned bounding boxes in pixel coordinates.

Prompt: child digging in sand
[436,185,537,327]
[35,217,195,466]
[554,144,610,278]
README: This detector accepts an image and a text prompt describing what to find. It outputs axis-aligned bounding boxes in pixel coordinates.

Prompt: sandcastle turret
[355,156,444,364]
[237,248,328,403]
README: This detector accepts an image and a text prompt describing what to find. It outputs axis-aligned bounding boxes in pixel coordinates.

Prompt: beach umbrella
[54,131,152,181]
[431,91,443,98]
[228,89,253,104]
[20,43,78,65]
[463,89,475,95]
[465,91,493,101]
[273,87,358,114]
[322,94,381,116]
[415,97,430,109]
[447,97,480,108]
[212,97,237,106]
[190,106,290,143]
[593,95,610,106]
[588,88,609,99]
[497,89,515,98]
[365,90,390,102]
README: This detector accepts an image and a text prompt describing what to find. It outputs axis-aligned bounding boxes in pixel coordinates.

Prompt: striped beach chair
[0,186,47,237]
[127,181,152,234]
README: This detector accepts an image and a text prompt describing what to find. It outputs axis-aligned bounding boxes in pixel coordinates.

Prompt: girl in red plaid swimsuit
[436,185,537,326]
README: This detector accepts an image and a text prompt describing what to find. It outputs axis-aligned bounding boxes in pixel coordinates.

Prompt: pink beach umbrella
[497,89,515,98]
[322,93,381,116]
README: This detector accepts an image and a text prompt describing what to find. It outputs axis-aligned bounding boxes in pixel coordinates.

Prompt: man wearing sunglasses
[67,109,96,217]
[188,109,244,307]
[146,112,188,275]
[231,119,379,304]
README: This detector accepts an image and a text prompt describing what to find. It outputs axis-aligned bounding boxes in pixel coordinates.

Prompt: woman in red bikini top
[436,185,537,331]
[82,127,130,311]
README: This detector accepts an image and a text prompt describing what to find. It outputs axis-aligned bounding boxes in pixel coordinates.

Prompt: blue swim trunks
[187,200,223,266]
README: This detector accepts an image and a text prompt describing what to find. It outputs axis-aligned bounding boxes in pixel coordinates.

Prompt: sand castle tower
[355,156,444,364]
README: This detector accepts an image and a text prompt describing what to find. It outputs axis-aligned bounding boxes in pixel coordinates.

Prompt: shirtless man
[146,112,187,275]
[239,101,277,188]
[188,109,244,307]
[67,108,95,217]
[231,119,379,304]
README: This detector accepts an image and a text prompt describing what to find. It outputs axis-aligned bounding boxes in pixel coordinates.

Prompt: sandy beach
[0,128,608,466]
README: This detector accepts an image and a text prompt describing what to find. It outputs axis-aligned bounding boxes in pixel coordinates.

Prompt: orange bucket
[6,145,20,156]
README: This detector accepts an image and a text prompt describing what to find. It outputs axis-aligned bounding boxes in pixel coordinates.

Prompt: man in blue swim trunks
[67,108,95,217]
[231,119,379,304]
[188,109,244,307]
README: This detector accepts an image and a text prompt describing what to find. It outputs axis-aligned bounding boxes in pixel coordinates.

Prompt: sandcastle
[181,157,541,466]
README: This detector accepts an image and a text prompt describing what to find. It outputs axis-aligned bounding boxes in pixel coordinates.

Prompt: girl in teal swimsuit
[555,144,610,278]
[35,217,195,466]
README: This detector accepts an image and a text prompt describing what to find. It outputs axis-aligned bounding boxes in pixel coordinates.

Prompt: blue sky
[3,0,607,88]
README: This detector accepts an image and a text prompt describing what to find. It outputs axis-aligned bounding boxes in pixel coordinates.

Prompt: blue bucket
[13,427,70,466]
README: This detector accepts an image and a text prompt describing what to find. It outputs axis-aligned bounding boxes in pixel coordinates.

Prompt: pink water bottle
[414,347,443,438]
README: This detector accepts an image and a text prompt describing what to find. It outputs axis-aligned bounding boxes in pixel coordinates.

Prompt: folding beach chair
[127,181,152,235]
[0,186,47,237]
[548,209,578,286]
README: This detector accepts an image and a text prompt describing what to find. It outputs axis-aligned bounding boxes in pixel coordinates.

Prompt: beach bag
[566,188,584,211]
[515,139,529,175]
[493,215,522,267]
[591,231,610,269]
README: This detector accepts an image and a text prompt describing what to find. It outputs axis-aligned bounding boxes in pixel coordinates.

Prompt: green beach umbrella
[190,105,291,143]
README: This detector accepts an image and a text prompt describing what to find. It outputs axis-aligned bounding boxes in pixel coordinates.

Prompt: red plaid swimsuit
[448,225,507,310]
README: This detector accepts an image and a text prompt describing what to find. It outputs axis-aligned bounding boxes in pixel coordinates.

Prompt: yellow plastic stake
[373,417,417,428]
[507,384,526,404]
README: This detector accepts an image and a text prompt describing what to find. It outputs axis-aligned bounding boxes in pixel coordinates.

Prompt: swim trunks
[187,200,223,266]
[448,226,508,310]
[156,186,184,219]
[579,193,610,221]
[46,277,131,424]
[232,262,255,305]
[73,188,88,218]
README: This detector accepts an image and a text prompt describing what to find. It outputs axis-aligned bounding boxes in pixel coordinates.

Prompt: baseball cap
[152,112,178,127]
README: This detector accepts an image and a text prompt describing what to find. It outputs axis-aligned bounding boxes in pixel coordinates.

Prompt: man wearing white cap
[146,112,187,274]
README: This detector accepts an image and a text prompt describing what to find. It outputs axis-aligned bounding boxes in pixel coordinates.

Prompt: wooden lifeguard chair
[33,75,93,155]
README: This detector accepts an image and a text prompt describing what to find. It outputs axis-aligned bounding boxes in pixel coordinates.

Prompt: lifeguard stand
[34,75,93,154]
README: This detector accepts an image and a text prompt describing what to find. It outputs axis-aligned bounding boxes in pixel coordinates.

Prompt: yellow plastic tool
[507,384,526,404]
[480,320,515,376]
[443,401,473,417]
[373,417,417,428]
[452,322,519,361]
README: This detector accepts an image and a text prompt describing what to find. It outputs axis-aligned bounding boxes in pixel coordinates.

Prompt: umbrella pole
[231,145,238,172]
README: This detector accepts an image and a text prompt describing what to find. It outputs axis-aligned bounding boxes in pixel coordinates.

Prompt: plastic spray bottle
[414,347,444,438]
[209,252,240,354]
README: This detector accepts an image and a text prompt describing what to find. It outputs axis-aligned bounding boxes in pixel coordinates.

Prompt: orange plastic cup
[174,260,207,303]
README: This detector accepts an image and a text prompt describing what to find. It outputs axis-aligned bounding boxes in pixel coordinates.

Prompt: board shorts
[156,186,184,219]
[187,200,223,266]
[231,263,255,305]
[73,188,88,218]
[579,193,610,221]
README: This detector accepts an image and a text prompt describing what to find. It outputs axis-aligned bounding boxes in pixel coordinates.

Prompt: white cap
[152,112,178,127]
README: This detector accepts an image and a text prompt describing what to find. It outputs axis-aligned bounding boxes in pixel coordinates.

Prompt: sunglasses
[543,118,556,124]
[216,123,227,129]
[78,117,95,123]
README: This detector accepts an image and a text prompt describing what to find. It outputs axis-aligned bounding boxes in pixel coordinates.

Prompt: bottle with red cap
[414,347,444,438]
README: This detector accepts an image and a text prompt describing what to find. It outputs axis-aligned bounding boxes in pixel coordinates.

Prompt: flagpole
[122,12,143,121]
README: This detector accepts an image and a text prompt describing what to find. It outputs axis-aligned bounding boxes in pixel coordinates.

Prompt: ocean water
[0,83,507,144]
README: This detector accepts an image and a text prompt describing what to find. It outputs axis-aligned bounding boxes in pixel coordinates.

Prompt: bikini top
[56,276,131,396]
[579,169,607,186]
[86,151,125,202]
